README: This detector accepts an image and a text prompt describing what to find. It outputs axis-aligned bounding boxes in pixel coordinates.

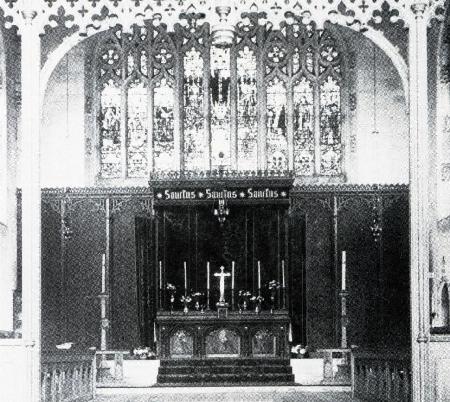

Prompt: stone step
[158,365,293,375]
[160,358,290,367]
[157,372,295,384]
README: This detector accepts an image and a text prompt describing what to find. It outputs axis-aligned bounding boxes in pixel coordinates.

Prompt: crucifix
[214,266,231,307]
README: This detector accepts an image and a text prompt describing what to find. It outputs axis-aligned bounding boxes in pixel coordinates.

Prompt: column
[20,8,42,402]
[408,3,431,401]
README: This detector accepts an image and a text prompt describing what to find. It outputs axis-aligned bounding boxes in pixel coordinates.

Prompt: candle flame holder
[214,199,230,224]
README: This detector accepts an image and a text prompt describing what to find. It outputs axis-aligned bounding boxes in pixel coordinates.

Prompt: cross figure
[214,266,231,305]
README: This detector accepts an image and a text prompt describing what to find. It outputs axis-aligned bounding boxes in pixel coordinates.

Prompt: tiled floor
[95,386,360,402]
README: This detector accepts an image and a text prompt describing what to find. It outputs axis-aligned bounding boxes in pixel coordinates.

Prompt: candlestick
[184,261,187,294]
[159,261,162,289]
[231,261,235,290]
[101,254,106,293]
[257,261,261,291]
[281,260,285,288]
[342,251,346,291]
[207,262,210,290]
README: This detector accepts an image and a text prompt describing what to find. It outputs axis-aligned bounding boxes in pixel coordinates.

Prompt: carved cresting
[0,0,446,35]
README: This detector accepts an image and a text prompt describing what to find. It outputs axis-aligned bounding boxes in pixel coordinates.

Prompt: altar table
[155,310,294,384]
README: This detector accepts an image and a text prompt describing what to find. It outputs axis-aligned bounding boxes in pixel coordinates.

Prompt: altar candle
[207,262,210,290]
[258,261,261,290]
[342,251,346,291]
[184,261,187,292]
[231,261,235,290]
[159,261,162,289]
[282,260,285,288]
[101,253,106,293]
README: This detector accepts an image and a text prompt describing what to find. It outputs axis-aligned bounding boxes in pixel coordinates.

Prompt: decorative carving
[149,169,294,183]
[441,163,450,181]
[252,329,276,356]
[169,329,193,357]
[2,0,445,35]
[349,93,357,112]
[206,328,240,356]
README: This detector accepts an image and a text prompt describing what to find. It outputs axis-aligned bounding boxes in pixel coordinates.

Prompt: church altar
[155,310,294,384]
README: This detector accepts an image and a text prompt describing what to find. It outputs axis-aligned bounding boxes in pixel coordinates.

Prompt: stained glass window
[320,76,341,175]
[154,79,175,170]
[100,80,122,178]
[183,47,206,170]
[95,17,343,179]
[266,77,288,171]
[127,80,148,177]
[293,78,315,175]
[237,45,258,171]
[210,46,231,168]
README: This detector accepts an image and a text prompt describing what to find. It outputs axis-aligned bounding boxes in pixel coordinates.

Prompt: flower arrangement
[291,344,309,358]
[132,346,156,360]
[268,280,280,312]
[180,295,192,304]
[268,280,280,290]
[251,295,264,313]
[191,292,204,311]
[251,295,264,303]
[167,283,176,311]
[238,290,252,312]
[180,295,192,313]
[166,283,176,292]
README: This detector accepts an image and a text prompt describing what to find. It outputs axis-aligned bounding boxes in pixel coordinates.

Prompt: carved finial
[21,10,37,22]
[411,2,428,17]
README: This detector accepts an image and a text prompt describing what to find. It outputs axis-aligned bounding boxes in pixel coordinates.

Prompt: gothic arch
[40,22,408,116]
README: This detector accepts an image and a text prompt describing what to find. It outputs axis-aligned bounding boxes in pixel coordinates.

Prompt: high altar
[156,311,293,384]
[150,173,296,384]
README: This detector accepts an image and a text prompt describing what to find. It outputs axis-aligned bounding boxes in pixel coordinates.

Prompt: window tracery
[95,15,343,179]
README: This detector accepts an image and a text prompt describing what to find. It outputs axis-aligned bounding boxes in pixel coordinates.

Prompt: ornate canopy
[1,0,446,35]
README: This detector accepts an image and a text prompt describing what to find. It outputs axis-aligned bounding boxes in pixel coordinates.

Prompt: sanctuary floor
[95,386,360,402]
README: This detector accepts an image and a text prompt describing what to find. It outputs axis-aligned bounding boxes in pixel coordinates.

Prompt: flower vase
[243,300,247,311]
[183,303,189,314]
[270,293,276,314]
[170,295,175,314]
[195,301,200,311]
[255,303,261,314]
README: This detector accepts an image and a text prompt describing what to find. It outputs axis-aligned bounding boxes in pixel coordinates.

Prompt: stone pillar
[20,9,41,402]
[408,3,431,401]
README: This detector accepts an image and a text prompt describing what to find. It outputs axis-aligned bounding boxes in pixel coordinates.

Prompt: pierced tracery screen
[96,15,342,179]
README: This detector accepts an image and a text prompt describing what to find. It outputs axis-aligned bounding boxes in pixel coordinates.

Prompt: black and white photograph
[0,0,449,401]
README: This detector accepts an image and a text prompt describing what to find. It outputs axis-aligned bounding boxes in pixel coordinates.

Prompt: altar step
[157,358,295,385]
[158,365,293,375]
